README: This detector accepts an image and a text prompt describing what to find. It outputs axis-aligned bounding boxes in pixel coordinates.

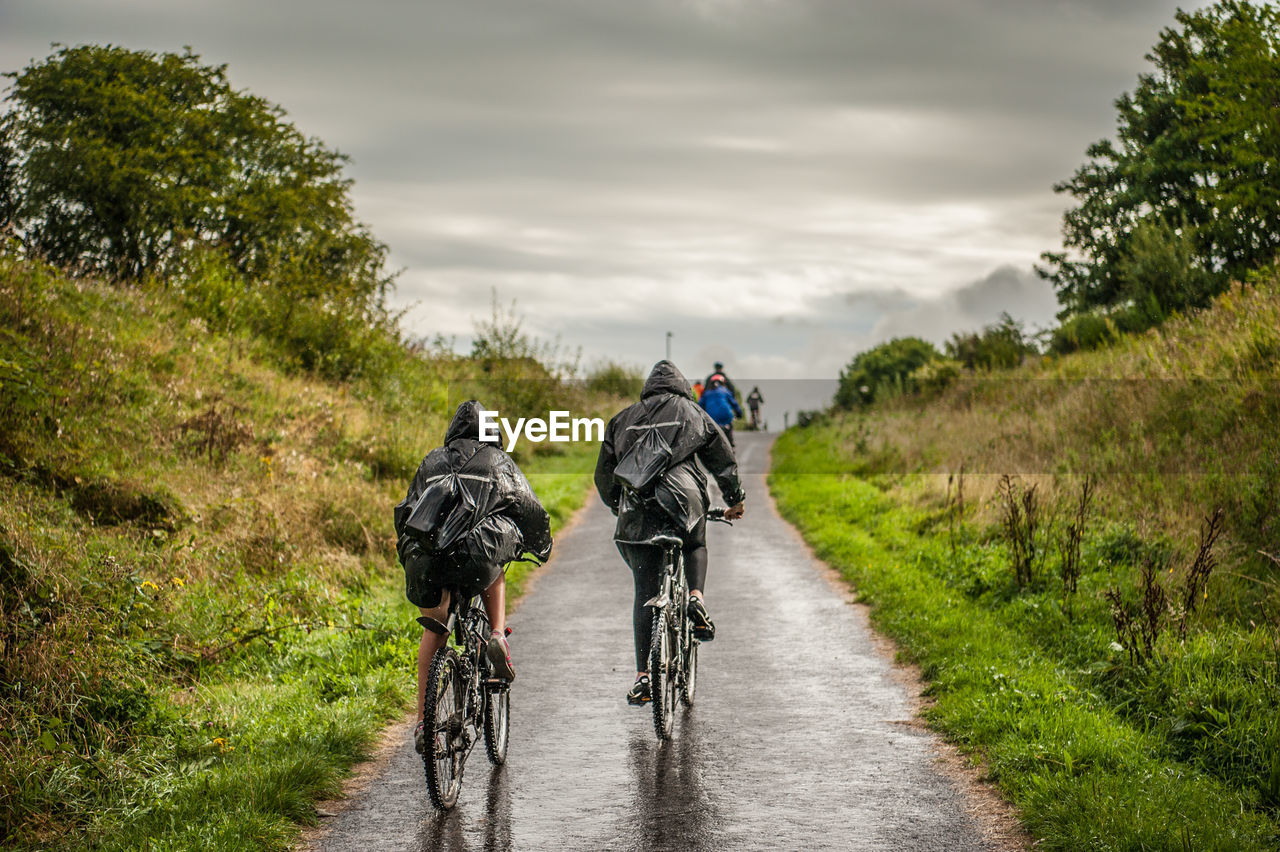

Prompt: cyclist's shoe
[413,721,426,755]
[486,632,516,682]
[626,675,651,705]
[688,597,716,641]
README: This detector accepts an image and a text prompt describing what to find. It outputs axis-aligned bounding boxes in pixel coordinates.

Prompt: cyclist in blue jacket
[699,378,742,446]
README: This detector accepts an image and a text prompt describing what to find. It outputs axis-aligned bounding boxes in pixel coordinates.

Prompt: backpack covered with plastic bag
[394,401,551,608]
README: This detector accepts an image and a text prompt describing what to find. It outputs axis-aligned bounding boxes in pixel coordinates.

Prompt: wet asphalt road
[306,432,994,851]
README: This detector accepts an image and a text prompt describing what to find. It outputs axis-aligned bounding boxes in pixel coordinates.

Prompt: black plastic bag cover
[612,420,674,492]
[394,401,552,596]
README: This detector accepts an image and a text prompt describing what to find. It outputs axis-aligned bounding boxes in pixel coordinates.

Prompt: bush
[263,294,400,383]
[1049,310,1119,354]
[835,337,939,407]
[946,313,1035,370]
[585,360,643,399]
[909,359,963,394]
[174,247,401,382]
[462,293,582,418]
[795,409,825,428]
[1048,300,1172,355]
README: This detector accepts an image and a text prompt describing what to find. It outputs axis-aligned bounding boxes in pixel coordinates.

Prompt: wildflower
[140,580,160,592]
[171,576,186,588]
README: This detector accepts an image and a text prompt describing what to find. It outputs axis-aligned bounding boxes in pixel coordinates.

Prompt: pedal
[484,678,511,692]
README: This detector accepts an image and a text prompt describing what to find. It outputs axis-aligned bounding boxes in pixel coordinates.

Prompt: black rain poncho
[594,361,745,545]
[394,401,552,608]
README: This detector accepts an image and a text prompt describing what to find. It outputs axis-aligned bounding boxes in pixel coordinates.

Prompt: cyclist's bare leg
[481,574,517,680]
[481,574,505,635]
[415,590,451,719]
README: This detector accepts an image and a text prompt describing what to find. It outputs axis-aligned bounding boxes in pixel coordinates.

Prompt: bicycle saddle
[645,533,683,550]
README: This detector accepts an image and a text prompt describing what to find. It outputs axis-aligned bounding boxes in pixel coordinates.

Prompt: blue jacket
[699,385,742,427]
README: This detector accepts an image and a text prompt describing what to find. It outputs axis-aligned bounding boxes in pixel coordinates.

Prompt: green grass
[771,421,1280,850]
[0,256,602,850]
[827,276,1280,594]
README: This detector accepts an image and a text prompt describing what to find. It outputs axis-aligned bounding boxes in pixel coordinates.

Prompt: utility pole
[665,331,672,361]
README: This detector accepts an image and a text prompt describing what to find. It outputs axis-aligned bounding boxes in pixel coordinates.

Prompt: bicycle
[419,557,541,810]
[643,508,732,741]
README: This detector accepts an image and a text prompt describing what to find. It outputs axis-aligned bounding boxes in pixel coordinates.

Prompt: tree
[1039,1,1280,317]
[0,45,390,315]
[835,337,939,408]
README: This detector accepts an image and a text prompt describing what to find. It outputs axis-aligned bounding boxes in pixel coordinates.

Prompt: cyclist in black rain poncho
[394,400,551,751]
[594,361,746,705]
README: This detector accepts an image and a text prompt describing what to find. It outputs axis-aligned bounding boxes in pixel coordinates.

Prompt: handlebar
[707,507,733,525]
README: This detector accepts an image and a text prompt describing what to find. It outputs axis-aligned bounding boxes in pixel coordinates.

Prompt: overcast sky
[2,0,1190,403]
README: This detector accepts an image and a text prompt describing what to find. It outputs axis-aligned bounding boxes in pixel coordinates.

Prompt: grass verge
[771,426,1280,850]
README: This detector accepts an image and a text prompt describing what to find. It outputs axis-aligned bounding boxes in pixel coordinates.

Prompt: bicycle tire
[649,606,675,740]
[423,646,464,810]
[681,630,698,707]
[483,685,510,765]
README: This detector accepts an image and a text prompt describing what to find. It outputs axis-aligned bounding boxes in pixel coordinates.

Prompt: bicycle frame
[643,541,688,613]
[446,595,489,747]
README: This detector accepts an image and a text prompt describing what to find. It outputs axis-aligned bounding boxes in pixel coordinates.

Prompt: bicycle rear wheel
[423,646,464,810]
[681,628,698,707]
[649,606,677,740]
[483,684,510,765]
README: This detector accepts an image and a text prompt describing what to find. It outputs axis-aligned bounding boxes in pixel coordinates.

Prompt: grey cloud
[867,265,1061,344]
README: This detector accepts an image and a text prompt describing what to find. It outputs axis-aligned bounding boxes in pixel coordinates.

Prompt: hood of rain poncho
[444,399,484,444]
[641,360,694,400]
[393,400,551,563]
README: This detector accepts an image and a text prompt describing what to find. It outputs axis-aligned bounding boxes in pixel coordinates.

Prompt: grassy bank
[0,256,602,850]
[771,280,1280,849]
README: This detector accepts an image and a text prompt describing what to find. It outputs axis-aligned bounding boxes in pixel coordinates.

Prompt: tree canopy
[1039,1,1280,318]
[0,45,390,314]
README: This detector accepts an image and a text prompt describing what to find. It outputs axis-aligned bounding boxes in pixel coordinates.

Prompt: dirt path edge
[764,442,1033,852]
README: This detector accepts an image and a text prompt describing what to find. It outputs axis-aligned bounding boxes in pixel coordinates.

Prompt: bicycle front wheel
[649,606,677,740]
[483,684,510,765]
[423,646,464,810]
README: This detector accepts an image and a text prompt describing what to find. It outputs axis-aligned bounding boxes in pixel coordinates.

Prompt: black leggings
[617,541,708,672]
